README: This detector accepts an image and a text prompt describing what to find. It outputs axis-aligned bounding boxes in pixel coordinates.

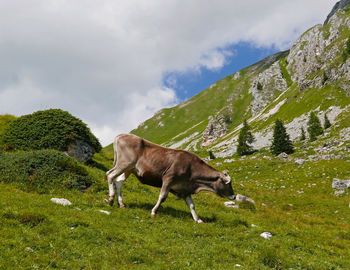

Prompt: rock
[249,61,288,115]
[51,198,72,206]
[295,159,306,165]
[260,232,273,240]
[236,194,255,204]
[233,71,241,80]
[224,158,235,163]
[251,224,257,228]
[235,264,242,267]
[98,210,111,215]
[24,247,34,252]
[277,152,289,159]
[224,201,236,207]
[66,140,95,163]
[332,178,350,189]
[202,115,228,147]
[216,162,222,166]
[324,0,350,25]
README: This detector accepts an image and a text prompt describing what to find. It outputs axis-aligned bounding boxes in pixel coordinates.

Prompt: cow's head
[215,170,235,200]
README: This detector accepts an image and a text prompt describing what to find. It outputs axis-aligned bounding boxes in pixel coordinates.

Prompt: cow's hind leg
[185,196,204,224]
[104,164,131,206]
[151,179,171,218]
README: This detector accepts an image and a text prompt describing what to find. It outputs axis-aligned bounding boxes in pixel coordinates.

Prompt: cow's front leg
[151,182,170,218]
[115,172,129,208]
[185,196,204,224]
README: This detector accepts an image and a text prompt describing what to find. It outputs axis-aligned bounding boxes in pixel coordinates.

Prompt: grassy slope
[2,6,350,270]
[1,156,350,269]
[131,51,288,147]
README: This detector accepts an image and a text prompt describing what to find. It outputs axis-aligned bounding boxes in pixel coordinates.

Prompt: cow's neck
[192,162,220,181]
[194,180,216,194]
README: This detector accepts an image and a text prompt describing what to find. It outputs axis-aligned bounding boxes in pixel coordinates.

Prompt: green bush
[0,149,96,192]
[0,115,17,152]
[237,120,255,156]
[2,109,101,152]
[307,111,323,141]
[270,119,294,155]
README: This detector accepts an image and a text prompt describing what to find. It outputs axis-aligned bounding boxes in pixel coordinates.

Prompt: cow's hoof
[119,204,125,209]
[197,219,204,224]
[151,212,156,218]
[104,199,114,206]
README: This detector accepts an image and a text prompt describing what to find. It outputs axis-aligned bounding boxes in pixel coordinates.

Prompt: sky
[0,0,338,146]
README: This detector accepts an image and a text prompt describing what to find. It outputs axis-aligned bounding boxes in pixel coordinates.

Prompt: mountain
[131,1,350,160]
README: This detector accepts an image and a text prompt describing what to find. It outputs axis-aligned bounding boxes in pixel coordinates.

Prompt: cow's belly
[133,171,163,188]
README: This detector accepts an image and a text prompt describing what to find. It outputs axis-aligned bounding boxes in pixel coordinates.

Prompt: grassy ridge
[1,156,349,269]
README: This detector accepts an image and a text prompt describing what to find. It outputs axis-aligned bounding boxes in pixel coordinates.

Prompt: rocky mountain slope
[131,1,350,161]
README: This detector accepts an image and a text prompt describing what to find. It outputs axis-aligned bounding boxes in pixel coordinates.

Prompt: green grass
[1,155,350,269]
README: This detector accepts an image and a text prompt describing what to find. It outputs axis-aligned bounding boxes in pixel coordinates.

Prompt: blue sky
[0,0,338,145]
[163,43,279,101]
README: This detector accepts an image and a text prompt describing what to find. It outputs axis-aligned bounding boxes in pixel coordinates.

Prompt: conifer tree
[270,119,294,155]
[237,120,254,156]
[324,113,331,129]
[307,111,323,141]
[300,127,306,141]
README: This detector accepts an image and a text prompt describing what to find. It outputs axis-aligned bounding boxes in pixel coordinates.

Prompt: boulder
[51,198,72,206]
[66,140,95,163]
[295,159,306,165]
[332,178,350,189]
[235,194,255,204]
[260,232,273,240]
[277,152,289,159]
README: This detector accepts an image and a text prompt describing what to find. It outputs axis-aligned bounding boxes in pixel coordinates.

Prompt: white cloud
[0,0,338,145]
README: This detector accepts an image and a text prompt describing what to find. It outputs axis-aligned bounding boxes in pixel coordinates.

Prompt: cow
[104,134,236,223]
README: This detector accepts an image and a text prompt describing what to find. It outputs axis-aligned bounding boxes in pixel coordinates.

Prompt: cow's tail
[112,137,118,167]
[105,136,119,181]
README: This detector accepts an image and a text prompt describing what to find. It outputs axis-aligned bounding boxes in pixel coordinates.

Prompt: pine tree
[270,119,294,155]
[300,127,306,141]
[237,120,254,156]
[324,113,331,129]
[307,111,323,141]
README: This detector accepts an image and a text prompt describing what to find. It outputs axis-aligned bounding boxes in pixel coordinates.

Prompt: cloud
[0,0,338,145]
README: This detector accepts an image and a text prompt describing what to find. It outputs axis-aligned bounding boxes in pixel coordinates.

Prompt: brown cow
[104,134,235,223]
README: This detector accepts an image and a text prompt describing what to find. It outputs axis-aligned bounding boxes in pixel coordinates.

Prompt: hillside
[131,2,350,161]
[1,1,350,269]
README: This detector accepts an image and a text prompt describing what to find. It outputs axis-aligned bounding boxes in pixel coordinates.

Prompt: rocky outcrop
[288,8,350,89]
[201,115,229,147]
[249,61,288,115]
[324,0,350,25]
[66,140,95,163]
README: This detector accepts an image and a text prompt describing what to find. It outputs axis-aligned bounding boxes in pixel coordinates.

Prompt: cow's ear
[221,171,231,184]
[223,170,229,176]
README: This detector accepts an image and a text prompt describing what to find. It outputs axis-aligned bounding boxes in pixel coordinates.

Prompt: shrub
[307,111,323,141]
[2,109,101,153]
[324,113,331,129]
[0,149,96,192]
[270,119,294,155]
[300,127,306,141]
[0,114,16,152]
[257,82,263,90]
[237,120,255,156]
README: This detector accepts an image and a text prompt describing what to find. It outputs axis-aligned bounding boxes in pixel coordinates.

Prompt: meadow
[1,152,349,269]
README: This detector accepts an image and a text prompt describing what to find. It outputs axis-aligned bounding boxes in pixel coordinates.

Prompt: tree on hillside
[300,127,306,141]
[307,111,323,141]
[324,113,331,130]
[237,120,255,156]
[270,119,294,155]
